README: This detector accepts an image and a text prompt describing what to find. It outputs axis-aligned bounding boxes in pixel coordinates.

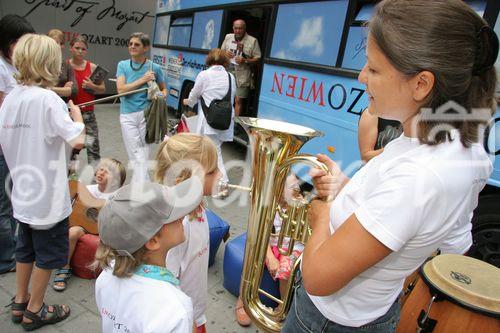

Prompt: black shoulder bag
[200,72,232,130]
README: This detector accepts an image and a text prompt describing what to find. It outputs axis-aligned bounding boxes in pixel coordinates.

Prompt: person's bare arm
[81,63,105,94]
[67,100,85,149]
[302,200,391,296]
[358,109,384,163]
[266,246,279,279]
[51,85,72,97]
[116,71,154,94]
[158,81,167,97]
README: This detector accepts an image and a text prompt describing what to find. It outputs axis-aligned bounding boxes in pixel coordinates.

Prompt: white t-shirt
[269,212,304,252]
[96,268,193,333]
[87,184,114,200]
[0,86,84,225]
[166,209,209,327]
[309,132,492,327]
[0,55,18,155]
[185,65,236,142]
[0,55,17,95]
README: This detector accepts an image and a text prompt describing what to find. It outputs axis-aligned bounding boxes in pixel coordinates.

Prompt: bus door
[221,5,273,119]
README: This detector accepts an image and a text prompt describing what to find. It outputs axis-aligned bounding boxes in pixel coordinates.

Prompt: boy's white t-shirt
[0,55,17,95]
[86,184,114,200]
[0,55,18,155]
[96,268,193,333]
[0,86,84,225]
[166,209,209,327]
[308,132,492,327]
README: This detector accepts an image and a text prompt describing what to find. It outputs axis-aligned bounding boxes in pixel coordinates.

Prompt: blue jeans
[0,154,16,273]
[282,281,400,333]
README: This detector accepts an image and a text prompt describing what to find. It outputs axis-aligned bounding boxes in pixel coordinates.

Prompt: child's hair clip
[115,249,135,261]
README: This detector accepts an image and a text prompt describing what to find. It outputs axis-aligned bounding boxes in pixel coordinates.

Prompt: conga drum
[397,254,500,332]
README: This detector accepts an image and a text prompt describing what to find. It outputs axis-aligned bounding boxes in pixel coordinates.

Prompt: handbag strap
[200,70,232,112]
[222,72,231,101]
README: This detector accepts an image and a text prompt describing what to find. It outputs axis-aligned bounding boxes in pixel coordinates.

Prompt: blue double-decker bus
[151,0,500,266]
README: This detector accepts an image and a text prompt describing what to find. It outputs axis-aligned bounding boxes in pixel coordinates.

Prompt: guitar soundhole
[86,208,99,222]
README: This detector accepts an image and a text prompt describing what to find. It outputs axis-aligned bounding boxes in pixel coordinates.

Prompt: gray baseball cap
[98,178,203,257]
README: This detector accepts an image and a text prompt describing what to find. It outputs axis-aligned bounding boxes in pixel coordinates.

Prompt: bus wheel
[179,81,196,118]
[469,194,500,268]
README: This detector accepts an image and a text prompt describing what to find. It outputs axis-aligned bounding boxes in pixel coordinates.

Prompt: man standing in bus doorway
[221,19,261,117]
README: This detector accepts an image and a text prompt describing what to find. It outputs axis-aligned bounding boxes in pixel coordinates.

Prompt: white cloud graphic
[166,0,180,11]
[291,17,324,56]
[274,49,297,61]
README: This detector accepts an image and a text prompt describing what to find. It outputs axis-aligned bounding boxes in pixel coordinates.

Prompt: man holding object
[221,19,261,117]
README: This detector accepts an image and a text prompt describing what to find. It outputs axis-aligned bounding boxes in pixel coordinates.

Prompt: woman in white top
[183,48,236,182]
[282,0,497,332]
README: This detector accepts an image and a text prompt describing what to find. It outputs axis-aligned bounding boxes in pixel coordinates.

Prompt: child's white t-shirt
[308,132,492,327]
[96,267,193,333]
[166,209,209,327]
[0,56,17,95]
[0,55,18,156]
[86,184,114,200]
[0,86,84,225]
[269,212,304,252]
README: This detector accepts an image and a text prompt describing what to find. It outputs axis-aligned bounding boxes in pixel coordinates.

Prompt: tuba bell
[235,117,329,332]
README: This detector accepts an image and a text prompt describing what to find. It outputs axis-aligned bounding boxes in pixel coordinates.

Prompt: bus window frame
[168,14,194,48]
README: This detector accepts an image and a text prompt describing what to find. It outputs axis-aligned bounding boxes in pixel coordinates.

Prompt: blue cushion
[223,233,280,307]
[206,209,230,267]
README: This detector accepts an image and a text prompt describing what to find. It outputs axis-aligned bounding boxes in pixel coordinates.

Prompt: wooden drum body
[397,254,500,332]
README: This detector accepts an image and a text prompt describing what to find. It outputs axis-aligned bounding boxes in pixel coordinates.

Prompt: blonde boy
[0,34,85,330]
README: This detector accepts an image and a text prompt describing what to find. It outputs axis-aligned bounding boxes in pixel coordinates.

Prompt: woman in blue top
[116,32,166,181]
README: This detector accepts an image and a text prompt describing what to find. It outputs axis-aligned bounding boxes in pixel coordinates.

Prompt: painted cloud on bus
[291,17,324,56]
[166,0,180,11]
[270,1,348,67]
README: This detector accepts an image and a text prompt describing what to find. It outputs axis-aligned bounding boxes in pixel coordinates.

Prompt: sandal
[235,298,252,327]
[6,295,30,324]
[22,303,70,331]
[52,268,71,292]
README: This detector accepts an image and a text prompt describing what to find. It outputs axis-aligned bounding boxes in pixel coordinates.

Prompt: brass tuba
[236,117,329,332]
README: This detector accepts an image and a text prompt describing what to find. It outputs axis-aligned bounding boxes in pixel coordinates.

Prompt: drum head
[422,254,500,317]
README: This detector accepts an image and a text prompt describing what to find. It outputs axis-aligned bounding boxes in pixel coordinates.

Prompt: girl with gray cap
[94,179,203,332]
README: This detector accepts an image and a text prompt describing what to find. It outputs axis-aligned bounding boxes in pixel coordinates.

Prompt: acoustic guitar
[68,180,106,235]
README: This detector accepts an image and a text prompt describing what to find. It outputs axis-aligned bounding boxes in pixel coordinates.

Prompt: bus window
[153,15,170,47]
[190,10,223,50]
[465,0,487,17]
[270,1,349,67]
[169,16,193,47]
[341,2,375,71]
[354,3,375,22]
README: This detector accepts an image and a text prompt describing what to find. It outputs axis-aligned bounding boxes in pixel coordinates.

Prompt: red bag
[70,234,102,279]
[176,116,190,133]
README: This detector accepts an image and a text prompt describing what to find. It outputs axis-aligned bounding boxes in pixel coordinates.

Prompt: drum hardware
[417,295,438,333]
